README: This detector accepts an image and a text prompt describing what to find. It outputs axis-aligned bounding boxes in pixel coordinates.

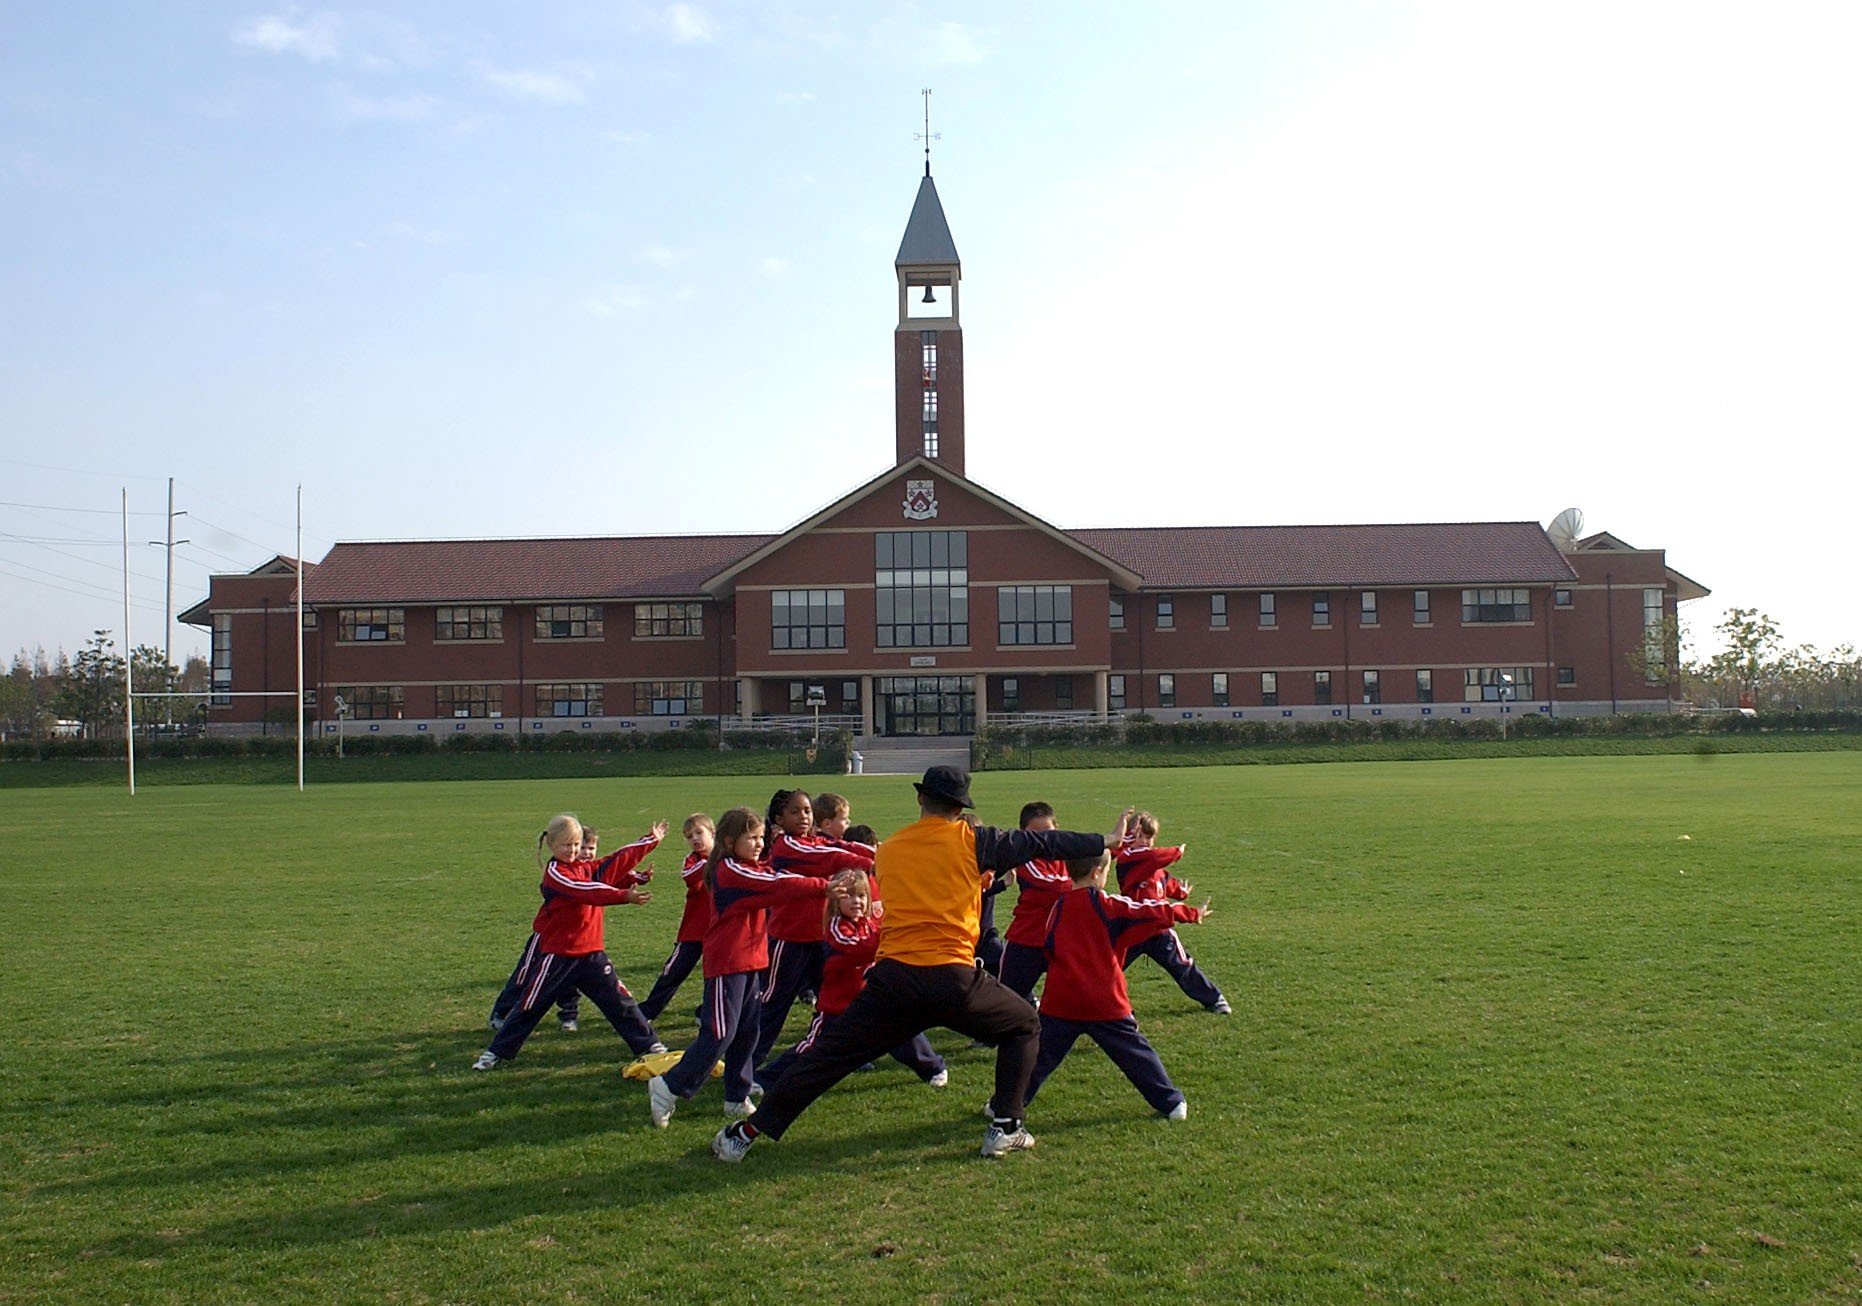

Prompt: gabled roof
[178,555,313,626]
[703,457,1143,596]
[895,174,960,267]
[1071,522,1577,589]
[302,535,769,606]
[1573,532,1711,601]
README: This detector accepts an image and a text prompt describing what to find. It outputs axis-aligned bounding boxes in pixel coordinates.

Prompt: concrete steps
[852,736,971,776]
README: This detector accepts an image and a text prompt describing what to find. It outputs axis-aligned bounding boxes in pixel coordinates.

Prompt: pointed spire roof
[895,174,960,267]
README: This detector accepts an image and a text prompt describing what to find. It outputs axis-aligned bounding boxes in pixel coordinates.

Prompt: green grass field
[3,755,1859,1302]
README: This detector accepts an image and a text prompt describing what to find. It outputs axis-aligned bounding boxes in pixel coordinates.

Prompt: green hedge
[971,709,1862,768]
[1,721,856,768]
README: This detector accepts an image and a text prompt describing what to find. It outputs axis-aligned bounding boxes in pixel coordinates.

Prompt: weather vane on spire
[916,87,939,177]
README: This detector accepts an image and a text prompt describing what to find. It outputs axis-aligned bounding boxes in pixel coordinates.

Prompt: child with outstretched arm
[473,815,668,1070]
[987,848,1210,1119]
[1117,810,1230,1015]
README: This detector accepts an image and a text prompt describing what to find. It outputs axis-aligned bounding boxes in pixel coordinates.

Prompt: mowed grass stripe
[1,754,1858,1303]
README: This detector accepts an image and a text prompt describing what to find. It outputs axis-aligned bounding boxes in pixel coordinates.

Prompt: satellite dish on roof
[1548,507,1585,551]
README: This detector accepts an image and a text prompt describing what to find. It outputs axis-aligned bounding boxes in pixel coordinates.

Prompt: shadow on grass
[80,1104,1080,1260]
[20,1028,1038,1206]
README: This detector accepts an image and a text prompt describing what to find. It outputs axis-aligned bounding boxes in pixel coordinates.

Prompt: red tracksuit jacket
[1115,841,1191,902]
[701,856,831,979]
[1039,887,1203,1022]
[673,850,713,943]
[765,833,876,944]
[530,830,661,956]
[1004,857,1074,948]
[816,911,882,1016]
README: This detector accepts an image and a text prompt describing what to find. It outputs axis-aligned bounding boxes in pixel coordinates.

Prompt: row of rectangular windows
[319,666,1567,721]
[1113,588,1564,631]
[1100,667,1544,709]
[331,603,706,644]
[316,584,1609,653]
[330,681,704,720]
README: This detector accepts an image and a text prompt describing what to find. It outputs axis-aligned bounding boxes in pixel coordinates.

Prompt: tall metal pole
[163,477,175,675]
[122,488,136,795]
[296,484,305,792]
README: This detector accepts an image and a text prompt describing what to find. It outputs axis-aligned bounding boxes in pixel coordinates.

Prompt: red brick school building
[185,172,1706,741]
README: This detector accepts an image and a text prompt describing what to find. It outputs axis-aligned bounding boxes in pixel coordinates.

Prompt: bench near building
[184,171,1706,742]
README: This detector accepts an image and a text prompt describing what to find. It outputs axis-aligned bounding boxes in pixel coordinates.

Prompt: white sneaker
[980,1123,1036,1158]
[928,1069,949,1089]
[487,1014,504,1032]
[647,1041,669,1055]
[722,1098,757,1118]
[471,1050,501,1072]
[712,1124,753,1163]
[1210,998,1232,1016]
[1167,1100,1189,1121]
[748,1081,765,1098]
[558,1018,578,1033]
[647,1074,677,1128]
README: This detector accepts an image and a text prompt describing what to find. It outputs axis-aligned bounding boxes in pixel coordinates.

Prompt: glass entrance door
[875,675,975,736]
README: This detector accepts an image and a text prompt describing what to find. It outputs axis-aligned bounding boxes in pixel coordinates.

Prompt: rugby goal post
[120,486,308,794]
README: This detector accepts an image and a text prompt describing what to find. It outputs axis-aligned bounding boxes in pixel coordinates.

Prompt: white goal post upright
[123,488,135,796]
[296,484,304,793]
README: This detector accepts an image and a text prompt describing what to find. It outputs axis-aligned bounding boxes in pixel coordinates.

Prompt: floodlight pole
[1498,672,1514,742]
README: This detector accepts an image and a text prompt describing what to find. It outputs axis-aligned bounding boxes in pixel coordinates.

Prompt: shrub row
[971,709,1862,768]
[0,723,858,767]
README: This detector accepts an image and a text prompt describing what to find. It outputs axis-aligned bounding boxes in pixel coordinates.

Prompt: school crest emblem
[902,479,939,521]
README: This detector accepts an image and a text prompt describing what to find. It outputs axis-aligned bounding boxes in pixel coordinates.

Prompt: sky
[5,1,1859,670]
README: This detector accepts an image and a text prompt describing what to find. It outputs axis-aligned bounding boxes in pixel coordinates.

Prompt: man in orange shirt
[715,766,1128,1162]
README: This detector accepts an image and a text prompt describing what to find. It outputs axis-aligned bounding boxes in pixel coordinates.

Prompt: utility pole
[148,478,188,722]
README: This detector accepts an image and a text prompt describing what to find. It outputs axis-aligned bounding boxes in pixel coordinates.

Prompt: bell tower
[894,110,964,475]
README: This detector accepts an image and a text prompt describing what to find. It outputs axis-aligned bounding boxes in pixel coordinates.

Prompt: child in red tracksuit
[990,849,1209,1120]
[753,789,876,1068]
[473,814,668,1070]
[998,800,1078,1004]
[759,867,948,1090]
[638,813,715,1022]
[647,808,839,1127]
[1116,810,1230,1015]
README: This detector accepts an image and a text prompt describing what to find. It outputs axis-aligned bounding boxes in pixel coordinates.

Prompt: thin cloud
[479,66,589,105]
[778,91,817,104]
[664,4,719,43]
[930,21,987,66]
[331,87,437,122]
[759,257,791,278]
[233,13,342,61]
[584,286,649,316]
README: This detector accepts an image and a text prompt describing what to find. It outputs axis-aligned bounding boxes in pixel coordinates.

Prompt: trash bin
[851,750,864,775]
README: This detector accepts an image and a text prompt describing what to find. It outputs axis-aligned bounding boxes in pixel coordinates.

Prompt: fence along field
[2,753,1858,1302]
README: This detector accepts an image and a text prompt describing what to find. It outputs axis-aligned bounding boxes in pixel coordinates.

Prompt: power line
[0,559,168,615]
[0,500,167,516]
[0,530,168,588]
[0,456,169,483]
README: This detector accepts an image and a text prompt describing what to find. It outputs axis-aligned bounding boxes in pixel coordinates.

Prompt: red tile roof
[1071,522,1576,588]
[301,535,771,604]
[294,520,1573,605]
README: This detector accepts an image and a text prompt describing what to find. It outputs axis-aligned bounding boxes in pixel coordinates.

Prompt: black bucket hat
[913,764,974,809]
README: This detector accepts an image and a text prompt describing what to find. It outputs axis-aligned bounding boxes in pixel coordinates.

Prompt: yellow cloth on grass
[620,1050,724,1080]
